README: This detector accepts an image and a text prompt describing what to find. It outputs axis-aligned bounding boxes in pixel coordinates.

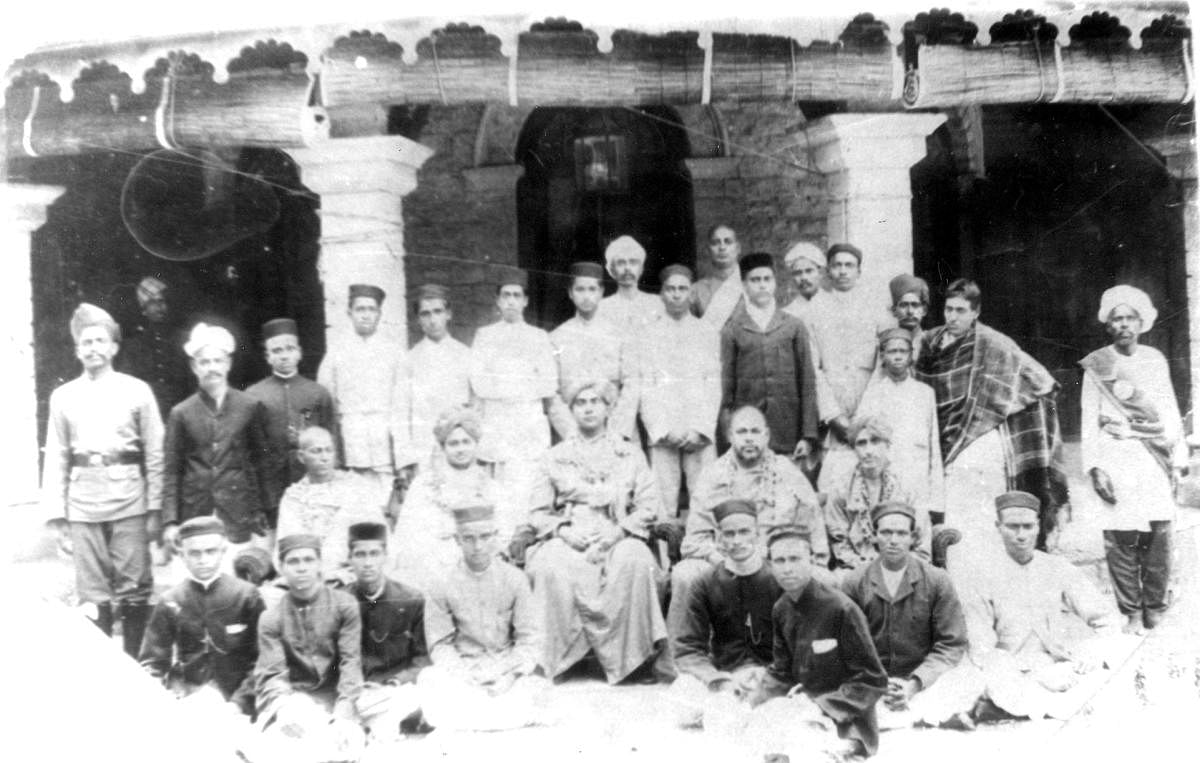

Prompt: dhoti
[527,537,668,683]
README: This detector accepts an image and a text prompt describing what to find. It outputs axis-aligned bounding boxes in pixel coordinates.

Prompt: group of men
[40,224,1184,758]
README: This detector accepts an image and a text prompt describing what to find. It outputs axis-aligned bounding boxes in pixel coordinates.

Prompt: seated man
[823,415,932,577]
[419,505,547,731]
[252,534,365,760]
[841,502,973,729]
[524,379,669,684]
[671,499,781,721]
[964,491,1128,721]
[669,406,828,636]
[139,516,264,714]
[755,527,887,757]
[347,522,431,739]
[275,426,388,584]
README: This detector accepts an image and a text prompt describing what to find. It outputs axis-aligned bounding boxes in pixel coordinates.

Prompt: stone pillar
[1,183,66,505]
[804,113,947,308]
[289,136,434,346]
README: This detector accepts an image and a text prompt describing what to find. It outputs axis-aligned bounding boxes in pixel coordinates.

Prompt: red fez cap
[713,499,756,524]
[738,252,775,279]
[659,263,695,283]
[261,318,299,341]
[568,261,605,281]
[349,284,386,304]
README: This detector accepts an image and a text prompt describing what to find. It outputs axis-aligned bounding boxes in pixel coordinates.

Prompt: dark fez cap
[713,498,757,524]
[738,252,775,279]
[349,284,386,304]
[261,318,299,340]
[568,261,605,281]
[277,533,322,560]
[177,516,227,541]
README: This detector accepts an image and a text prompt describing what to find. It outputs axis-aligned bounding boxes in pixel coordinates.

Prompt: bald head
[728,406,769,466]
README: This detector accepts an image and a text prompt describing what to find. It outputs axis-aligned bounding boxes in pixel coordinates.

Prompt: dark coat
[765,578,887,756]
[355,578,431,685]
[163,388,274,542]
[138,574,265,708]
[244,373,335,522]
[720,304,819,453]
[840,556,968,689]
[673,563,780,686]
[117,320,192,418]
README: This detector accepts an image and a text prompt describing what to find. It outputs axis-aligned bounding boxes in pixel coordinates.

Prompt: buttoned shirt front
[636,312,721,444]
[598,290,663,336]
[245,373,334,504]
[469,321,557,461]
[355,578,430,684]
[406,335,472,465]
[318,332,408,471]
[549,315,637,439]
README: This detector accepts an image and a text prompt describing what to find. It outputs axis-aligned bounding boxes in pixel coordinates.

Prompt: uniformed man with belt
[42,303,164,656]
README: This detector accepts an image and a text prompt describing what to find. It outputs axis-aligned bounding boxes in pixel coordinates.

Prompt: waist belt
[71,452,143,467]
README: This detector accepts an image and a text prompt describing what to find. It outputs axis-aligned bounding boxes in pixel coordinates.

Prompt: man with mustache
[42,303,164,655]
[163,323,274,557]
[597,235,663,335]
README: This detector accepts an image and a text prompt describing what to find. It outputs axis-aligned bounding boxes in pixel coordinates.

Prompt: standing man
[914,279,1068,581]
[469,268,558,507]
[246,317,334,542]
[163,323,273,554]
[42,303,163,655]
[780,241,825,319]
[405,285,472,468]
[637,264,721,515]
[841,502,972,729]
[318,284,409,497]
[347,521,431,738]
[254,534,364,752]
[670,406,828,638]
[525,379,669,684]
[597,235,662,334]
[888,274,931,364]
[548,261,637,441]
[857,328,945,525]
[672,499,781,698]
[119,275,191,418]
[691,224,744,328]
[720,252,819,460]
[804,244,896,492]
[139,516,264,712]
[1081,285,1185,633]
[420,505,547,731]
[756,527,888,757]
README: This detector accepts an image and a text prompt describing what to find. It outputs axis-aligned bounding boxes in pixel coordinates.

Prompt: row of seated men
[141,484,1126,761]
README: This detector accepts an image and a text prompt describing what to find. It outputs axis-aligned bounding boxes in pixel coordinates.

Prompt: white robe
[405,335,472,467]
[548,314,638,440]
[317,332,407,472]
[468,321,557,464]
[598,290,663,336]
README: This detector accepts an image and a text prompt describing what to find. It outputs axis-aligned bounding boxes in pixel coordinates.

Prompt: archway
[516,106,695,328]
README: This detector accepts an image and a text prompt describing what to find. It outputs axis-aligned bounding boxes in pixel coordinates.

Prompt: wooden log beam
[904,42,1193,108]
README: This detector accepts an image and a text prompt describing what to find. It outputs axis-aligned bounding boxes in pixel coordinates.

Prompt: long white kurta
[404,335,472,467]
[799,289,895,493]
[468,321,557,464]
[548,314,638,440]
[597,290,663,336]
[855,374,945,514]
[1080,345,1185,531]
[317,333,408,473]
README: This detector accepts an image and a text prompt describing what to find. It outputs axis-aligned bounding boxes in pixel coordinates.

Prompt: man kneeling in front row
[347,521,431,740]
[419,505,548,731]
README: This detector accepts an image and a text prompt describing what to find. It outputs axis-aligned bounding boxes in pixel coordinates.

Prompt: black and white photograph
[2,1,1198,761]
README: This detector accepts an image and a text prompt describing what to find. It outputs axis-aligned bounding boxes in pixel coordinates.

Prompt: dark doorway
[912,104,1191,437]
[21,147,322,448]
[516,106,696,329]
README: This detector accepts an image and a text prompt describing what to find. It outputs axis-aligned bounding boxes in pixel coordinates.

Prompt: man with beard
[246,317,334,543]
[42,303,163,654]
[691,224,744,328]
[597,235,662,335]
[163,323,273,558]
[548,261,637,441]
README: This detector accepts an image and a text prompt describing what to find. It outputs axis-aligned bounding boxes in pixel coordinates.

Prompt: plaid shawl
[1079,346,1173,479]
[916,323,1070,545]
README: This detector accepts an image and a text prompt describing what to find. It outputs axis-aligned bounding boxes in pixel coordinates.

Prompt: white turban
[783,242,824,270]
[1098,285,1157,333]
[184,323,235,357]
[604,235,646,277]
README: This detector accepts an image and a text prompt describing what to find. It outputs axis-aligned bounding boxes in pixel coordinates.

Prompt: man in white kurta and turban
[1080,285,1186,633]
[596,235,662,335]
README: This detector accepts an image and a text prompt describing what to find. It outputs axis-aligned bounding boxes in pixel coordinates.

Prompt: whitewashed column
[1,183,66,505]
[289,136,434,347]
[804,113,947,308]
